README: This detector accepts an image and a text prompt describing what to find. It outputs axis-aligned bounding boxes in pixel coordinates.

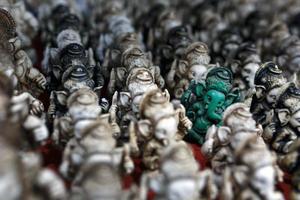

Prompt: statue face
[290,110,300,132]
[242,63,259,88]
[222,43,239,58]
[136,70,153,83]
[155,117,178,142]
[266,87,282,108]
[57,30,81,50]
[186,53,210,66]
[188,64,207,83]
[204,90,226,122]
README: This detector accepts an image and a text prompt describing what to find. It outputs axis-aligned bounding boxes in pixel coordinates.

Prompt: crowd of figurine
[1,0,300,199]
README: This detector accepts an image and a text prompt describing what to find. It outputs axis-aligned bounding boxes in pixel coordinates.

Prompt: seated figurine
[109,67,158,141]
[181,67,240,145]
[108,47,164,96]
[140,142,218,200]
[166,42,212,99]
[52,88,110,148]
[220,136,283,200]
[0,8,46,96]
[250,62,289,143]
[271,83,300,154]
[60,116,133,180]
[202,103,263,174]
[129,89,191,170]
[156,25,192,76]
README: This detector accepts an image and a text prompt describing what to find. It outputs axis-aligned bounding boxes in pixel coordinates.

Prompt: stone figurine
[250,62,289,142]
[140,142,218,200]
[51,88,110,148]
[129,89,192,170]
[156,25,192,76]
[202,103,263,174]
[181,67,240,145]
[271,83,300,154]
[166,42,212,99]
[60,116,133,180]
[109,67,158,141]
[2,0,39,63]
[107,46,164,97]
[220,136,283,200]
[0,8,46,96]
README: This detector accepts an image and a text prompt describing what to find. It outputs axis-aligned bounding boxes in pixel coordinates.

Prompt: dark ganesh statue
[181,67,240,145]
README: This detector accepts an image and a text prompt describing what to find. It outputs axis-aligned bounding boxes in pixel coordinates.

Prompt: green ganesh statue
[181,67,240,145]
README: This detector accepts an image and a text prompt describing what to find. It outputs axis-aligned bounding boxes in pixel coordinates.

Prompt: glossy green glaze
[181,67,240,145]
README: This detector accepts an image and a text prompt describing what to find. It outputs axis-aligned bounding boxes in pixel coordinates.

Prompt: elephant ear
[161,45,172,60]
[146,51,153,61]
[255,85,266,100]
[110,49,121,62]
[119,92,131,107]
[277,108,291,126]
[178,60,189,75]
[54,91,68,106]
[116,67,127,81]
[217,126,231,145]
[137,120,152,140]
[52,65,63,80]
[163,89,171,102]
[277,55,288,67]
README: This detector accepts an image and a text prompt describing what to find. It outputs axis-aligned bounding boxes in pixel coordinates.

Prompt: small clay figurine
[220,136,283,200]
[166,42,211,99]
[250,62,288,127]
[52,88,110,147]
[202,103,263,174]
[275,33,300,81]
[2,0,39,63]
[60,116,133,180]
[181,67,240,145]
[271,83,300,153]
[212,28,243,65]
[0,8,46,96]
[250,62,291,146]
[108,46,164,96]
[156,25,192,75]
[43,28,102,93]
[144,7,181,52]
[140,142,218,200]
[97,12,136,67]
[101,31,143,81]
[46,41,105,122]
[109,67,158,140]
[229,42,261,101]
[129,89,191,170]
